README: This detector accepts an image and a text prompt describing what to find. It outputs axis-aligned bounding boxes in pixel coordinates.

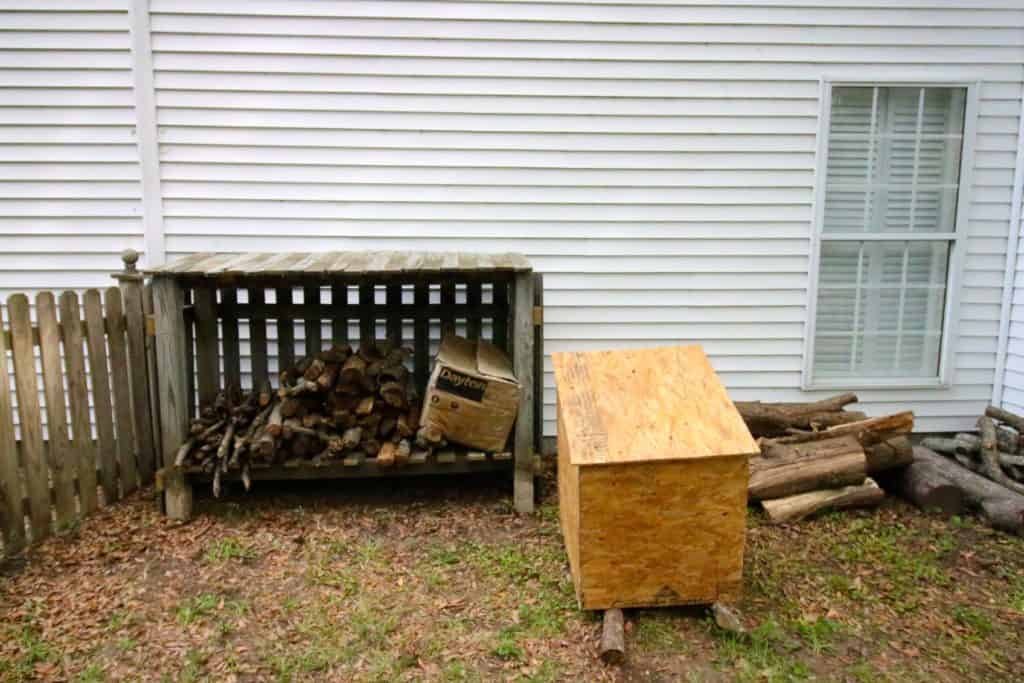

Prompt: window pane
[813,240,949,380]
[823,86,965,234]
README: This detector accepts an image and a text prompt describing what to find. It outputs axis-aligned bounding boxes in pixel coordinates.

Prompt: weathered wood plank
[512,272,535,513]
[220,287,241,390]
[191,253,237,275]
[105,287,139,494]
[440,281,456,338]
[303,284,321,356]
[386,283,402,345]
[248,287,268,389]
[152,277,193,519]
[492,280,508,350]
[37,292,77,527]
[358,283,374,345]
[331,282,348,345]
[59,291,98,515]
[142,283,163,471]
[533,272,544,456]
[414,283,429,392]
[193,286,220,406]
[183,287,196,421]
[0,301,26,553]
[8,295,49,540]
[83,290,118,503]
[466,280,482,341]
[276,286,295,370]
[122,280,156,483]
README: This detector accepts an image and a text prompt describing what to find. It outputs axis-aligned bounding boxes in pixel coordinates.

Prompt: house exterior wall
[2,1,1023,434]
[1001,124,1024,415]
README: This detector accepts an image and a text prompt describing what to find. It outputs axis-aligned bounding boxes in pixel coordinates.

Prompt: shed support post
[152,276,192,519]
[513,271,536,513]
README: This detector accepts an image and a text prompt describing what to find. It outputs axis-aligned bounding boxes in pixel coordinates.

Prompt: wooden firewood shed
[146,252,543,518]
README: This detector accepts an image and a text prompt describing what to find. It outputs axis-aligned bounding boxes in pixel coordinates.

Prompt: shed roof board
[145,251,532,277]
[552,345,758,466]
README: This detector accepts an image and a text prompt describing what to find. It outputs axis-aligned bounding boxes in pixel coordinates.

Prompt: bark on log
[735,393,860,437]
[377,441,397,467]
[762,478,884,524]
[340,355,367,385]
[897,460,965,517]
[977,417,1024,496]
[985,405,1024,434]
[749,435,866,501]
[912,446,1024,536]
[772,411,913,447]
[599,608,626,665]
[863,436,914,473]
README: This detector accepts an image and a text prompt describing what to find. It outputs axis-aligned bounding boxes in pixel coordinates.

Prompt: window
[805,84,972,388]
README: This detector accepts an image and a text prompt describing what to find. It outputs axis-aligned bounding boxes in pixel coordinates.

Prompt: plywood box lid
[552,345,758,466]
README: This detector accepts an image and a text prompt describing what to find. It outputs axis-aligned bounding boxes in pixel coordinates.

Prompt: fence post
[114,250,158,485]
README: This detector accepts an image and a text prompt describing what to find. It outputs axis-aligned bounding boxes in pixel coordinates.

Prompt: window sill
[802,377,949,391]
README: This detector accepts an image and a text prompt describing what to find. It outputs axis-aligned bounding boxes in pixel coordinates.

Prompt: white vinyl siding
[0,1,144,299]
[809,85,968,385]
[1,1,1022,435]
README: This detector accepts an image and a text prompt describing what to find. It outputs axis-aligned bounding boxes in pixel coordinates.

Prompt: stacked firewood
[903,405,1024,536]
[175,341,445,495]
[736,394,913,524]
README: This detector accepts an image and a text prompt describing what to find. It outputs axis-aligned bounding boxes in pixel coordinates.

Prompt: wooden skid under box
[553,345,757,610]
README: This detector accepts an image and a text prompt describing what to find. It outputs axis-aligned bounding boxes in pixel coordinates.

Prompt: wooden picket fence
[0,274,160,557]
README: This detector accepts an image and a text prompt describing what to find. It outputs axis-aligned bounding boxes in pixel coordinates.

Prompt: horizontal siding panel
[149,1,1024,27]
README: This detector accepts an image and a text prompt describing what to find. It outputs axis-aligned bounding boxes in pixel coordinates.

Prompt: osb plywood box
[552,345,758,610]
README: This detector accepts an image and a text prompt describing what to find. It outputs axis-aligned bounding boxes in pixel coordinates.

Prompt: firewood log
[380,363,408,383]
[769,412,913,448]
[363,438,382,456]
[912,446,1024,536]
[749,435,866,501]
[316,362,340,391]
[898,460,965,516]
[985,405,1024,434]
[340,355,367,385]
[761,478,883,524]
[341,427,362,451]
[257,381,273,408]
[378,416,396,438]
[977,417,1024,496]
[174,437,198,468]
[599,608,626,665]
[415,424,445,449]
[265,402,284,437]
[379,381,407,409]
[395,413,415,439]
[278,379,319,398]
[377,441,397,467]
[303,358,326,382]
[356,396,375,416]
[735,393,861,438]
[863,436,913,473]
[216,423,236,464]
[395,439,411,465]
[280,397,303,419]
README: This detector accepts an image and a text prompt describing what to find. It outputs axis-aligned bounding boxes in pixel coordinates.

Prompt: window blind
[812,86,965,382]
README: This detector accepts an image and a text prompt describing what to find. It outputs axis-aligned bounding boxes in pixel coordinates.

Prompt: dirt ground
[1,469,1022,683]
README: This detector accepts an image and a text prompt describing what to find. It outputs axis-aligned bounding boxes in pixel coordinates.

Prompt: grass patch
[176,593,220,626]
[0,623,59,681]
[634,612,687,652]
[712,618,811,683]
[952,606,993,640]
[493,627,525,661]
[204,537,256,563]
[791,617,842,654]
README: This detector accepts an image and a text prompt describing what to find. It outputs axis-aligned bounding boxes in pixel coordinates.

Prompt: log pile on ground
[899,404,1024,536]
[175,341,461,495]
[739,394,912,524]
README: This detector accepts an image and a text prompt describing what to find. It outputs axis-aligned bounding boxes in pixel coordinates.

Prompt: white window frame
[802,78,979,391]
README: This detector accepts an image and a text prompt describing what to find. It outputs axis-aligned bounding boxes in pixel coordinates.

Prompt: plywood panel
[553,345,757,465]
[577,456,747,610]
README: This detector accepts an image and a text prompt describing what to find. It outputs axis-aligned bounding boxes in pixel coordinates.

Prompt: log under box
[552,345,758,610]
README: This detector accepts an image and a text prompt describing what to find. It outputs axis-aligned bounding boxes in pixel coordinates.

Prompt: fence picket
[221,287,241,391]
[84,290,118,503]
[123,282,155,483]
[7,295,49,541]
[37,292,77,527]
[59,292,98,514]
[105,288,138,494]
[143,283,163,469]
[0,302,26,553]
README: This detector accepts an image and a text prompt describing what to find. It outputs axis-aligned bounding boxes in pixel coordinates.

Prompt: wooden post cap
[121,249,140,273]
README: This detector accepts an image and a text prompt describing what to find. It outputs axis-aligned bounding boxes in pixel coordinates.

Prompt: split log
[379,381,408,409]
[303,358,326,382]
[897,460,965,517]
[340,354,367,385]
[762,478,883,524]
[748,435,866,501]
[278,379,319,398]
[599,608,625,665]
[265,403,283,437]
[912,446,1024,536]
[735,393,861,438]
[355,396,375,416]
[216,423,236,463]
[377,441,397,467]
[316,362,340,392]
[174,437,198,468]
